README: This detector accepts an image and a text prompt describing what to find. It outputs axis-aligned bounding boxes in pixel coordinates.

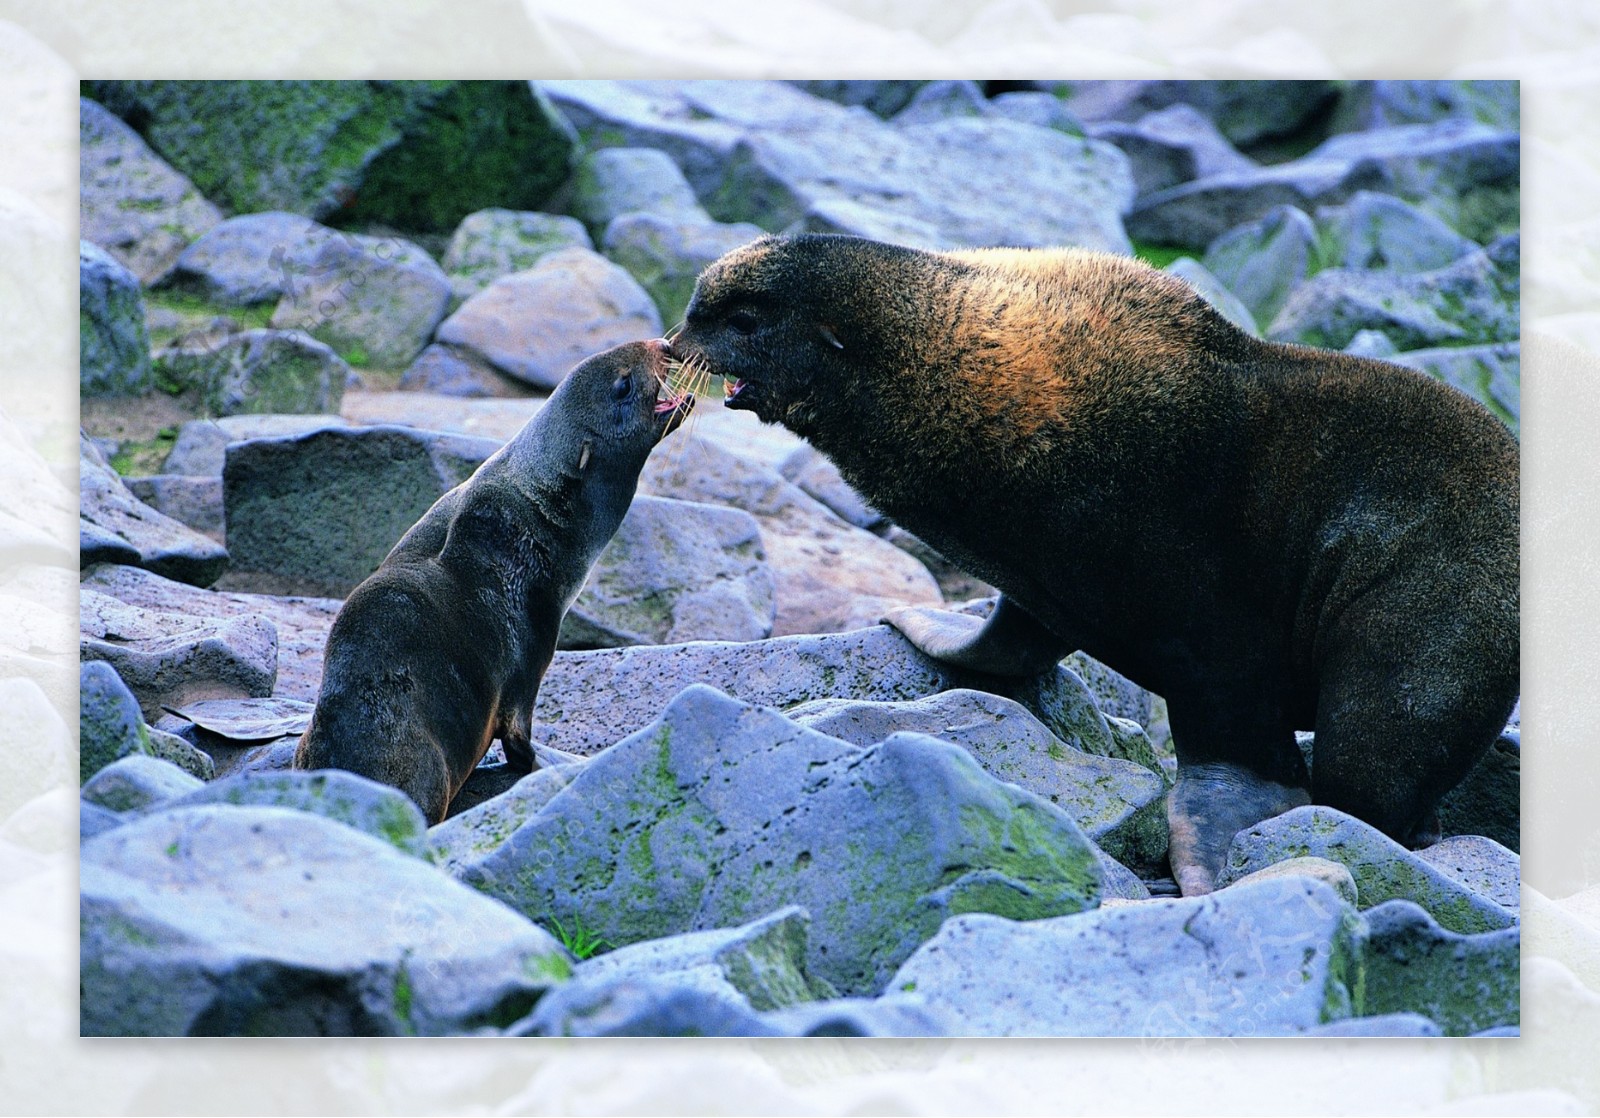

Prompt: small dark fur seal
[672,234,1519,895]
[295,339,693,823]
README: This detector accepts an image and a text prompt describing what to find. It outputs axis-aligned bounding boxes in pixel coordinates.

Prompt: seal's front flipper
[884,595,1072,677]
[1167,762,1311,896]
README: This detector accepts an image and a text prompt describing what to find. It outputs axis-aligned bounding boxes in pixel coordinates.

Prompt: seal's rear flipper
[884,594,1072,677]
[1167,762,1311,895]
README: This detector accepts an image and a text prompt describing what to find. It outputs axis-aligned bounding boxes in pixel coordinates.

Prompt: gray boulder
[776,444,883,530]
[434,247,663,391]
[888,80,990,126]
[1416,835,1520,912]
[518,904,954,1037]
[162,413,350,477]
[570,147,709,235]
[1362,899,1519,1035]
[1392,342,1520,436]
[79,660,156,784]
[1129,118,1518,250]
[122,476,223,540]
[154,329,349,416]
[1304,1013,1443,1037]
[536,906,832,1019]
[1201,205,1316,327]
[79,98,222,285]
[1437,727,1519,852]
[269,232,450,369]
[160,769,430,857]
[1331,80,1520,134]
[1088,103,1255,199]
[143,726,216,781]
[514,975,781,1037]
[560,495,775,649]
[221,424,498,597]
[1165,257,1258,335]
[80,588,277,719]
[1061,80,1339,147]
[786,81,926,118]
[543,80,1134,253]
[602,213,765,326]
[162,212,331,306]
[1267,248,1519,352]
[440,209,592,307]
[427,766,585,875]
[1343,329,1399,358]
[81,563,340,705]
[1224,855,1360,908]
[639,434,940,636]
[1219,805,1517,934]
[1127,158,1379,251]
[81,806,571,1035]
[81,754,204,814]
[1314,191,1479,273]
[890,876,1363,1036]
[786,689,1168,870]
[86,81,575,233]
[531,624,1142,764]
[80,434,229,588]
[986,92,1086,135]
[80,242,153,398]
[460,684,1103,995]
[1305,119,1520,242]
[81,802,125,841]
[398,343,532,398]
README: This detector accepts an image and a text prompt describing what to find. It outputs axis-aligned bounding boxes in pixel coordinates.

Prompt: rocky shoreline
[78,79,1521,1037]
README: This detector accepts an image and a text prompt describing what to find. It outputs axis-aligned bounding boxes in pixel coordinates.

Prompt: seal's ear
[818,324,845,350]
[578,441,592,472]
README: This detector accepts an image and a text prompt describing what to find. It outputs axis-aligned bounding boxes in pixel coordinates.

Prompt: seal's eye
[610,375,631,401]
[727,310,758,336]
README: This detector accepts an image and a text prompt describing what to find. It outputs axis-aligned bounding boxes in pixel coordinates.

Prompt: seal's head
[673,234,915,438]
[542,338,695,472]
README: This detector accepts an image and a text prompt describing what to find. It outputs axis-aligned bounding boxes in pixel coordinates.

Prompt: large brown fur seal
[295,339,693,823]
[672,234,1519,895]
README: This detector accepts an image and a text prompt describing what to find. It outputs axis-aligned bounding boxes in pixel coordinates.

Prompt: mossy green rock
[602,213,765,325]
[81,754,205,813]
[1313,191,1478,274]
[440,209,592,307]
[81,806,570,1036]
[1267,247,1518,352]
[1361,899,1519,1036]
[787,689,1167,871]
[1200,204,1315,327]
[79,660,156,784]
[79,98,222,284]
[570,147,708,236]
[1219,805,1517,934]
[154,329,349,416]
[88,81,575,233]
[459,684,1102,996]
[80,434,230,588]
[269,232,450,369]
[428,766,583,875]
[80,241,153,397]
[1393,341,1520,436]
[159,769,429,857]
[531,905,832,1033]
[221,424,498,597]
